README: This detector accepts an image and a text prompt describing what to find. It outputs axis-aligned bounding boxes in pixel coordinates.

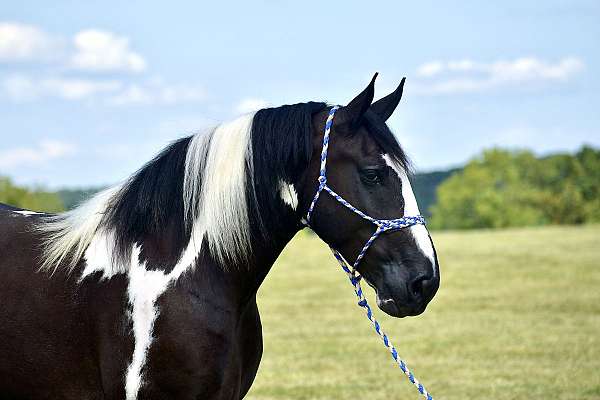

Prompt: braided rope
[304,106,434,399]
[332,249,433,400]
[305,105,339,223]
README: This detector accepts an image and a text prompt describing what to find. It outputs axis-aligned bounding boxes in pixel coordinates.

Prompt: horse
[0,74,440,399]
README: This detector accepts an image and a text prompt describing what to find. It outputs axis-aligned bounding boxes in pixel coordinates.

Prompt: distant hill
[56,187,106,210]
[411,169,460,218]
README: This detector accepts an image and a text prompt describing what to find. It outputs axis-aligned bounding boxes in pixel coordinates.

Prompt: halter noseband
[302,106,434,400]
[303,105,426,271]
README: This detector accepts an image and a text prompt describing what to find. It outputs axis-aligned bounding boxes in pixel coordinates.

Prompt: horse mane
[37,102,410,275]
[37,103,329,274]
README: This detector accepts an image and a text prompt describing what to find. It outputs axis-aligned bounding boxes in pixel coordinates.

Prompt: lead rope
[331,249,433,400]
[305,106,434,399]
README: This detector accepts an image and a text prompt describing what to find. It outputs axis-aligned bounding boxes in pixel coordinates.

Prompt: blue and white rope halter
[304,106,433,400]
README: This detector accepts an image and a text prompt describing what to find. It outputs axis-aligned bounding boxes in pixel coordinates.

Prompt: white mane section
[184,113,255,266]
[37,186,122,273]
[382,154,437,274]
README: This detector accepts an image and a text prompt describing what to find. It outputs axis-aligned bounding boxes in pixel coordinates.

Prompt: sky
[1,1,599,188]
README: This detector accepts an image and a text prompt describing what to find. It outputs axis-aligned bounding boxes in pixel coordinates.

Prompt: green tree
[430,147,600,229]
[575,146,600,222]
[0,176,65,213]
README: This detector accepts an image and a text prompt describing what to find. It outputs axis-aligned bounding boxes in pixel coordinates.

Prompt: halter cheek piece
[303,105,426,271]
[302,106,434,400]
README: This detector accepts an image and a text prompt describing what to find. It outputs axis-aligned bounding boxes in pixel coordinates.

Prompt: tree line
[0,177,65,213]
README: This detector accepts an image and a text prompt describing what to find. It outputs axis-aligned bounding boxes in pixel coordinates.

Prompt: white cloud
[0,23,207,106]
[1,75,122,101]
[446,60,476,72]
[70,29,146,73]
[0,23,145,73]
[488,57,584,82]
[416,61,444,77]
[43,78,122,100]
[1,74,205,105]
[108,80,205,106]
[0,140,76,168]
[0,22,63,61]
[235,98,270,114]
[413,56,585,94]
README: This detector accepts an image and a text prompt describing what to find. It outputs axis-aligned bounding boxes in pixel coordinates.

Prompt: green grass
[246,225,600,400]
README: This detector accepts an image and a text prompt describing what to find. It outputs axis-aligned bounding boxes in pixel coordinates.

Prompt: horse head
[297,74,440,317]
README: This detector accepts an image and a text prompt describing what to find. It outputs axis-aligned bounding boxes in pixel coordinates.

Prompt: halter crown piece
[303,106,434,400]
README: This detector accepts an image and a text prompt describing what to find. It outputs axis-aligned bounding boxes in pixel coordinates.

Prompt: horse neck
[189,216,301,307]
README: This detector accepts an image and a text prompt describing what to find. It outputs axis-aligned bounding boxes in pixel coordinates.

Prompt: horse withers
[0,74,439,399]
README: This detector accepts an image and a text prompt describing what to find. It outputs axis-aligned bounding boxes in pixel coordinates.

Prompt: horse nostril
[410,275,428,298]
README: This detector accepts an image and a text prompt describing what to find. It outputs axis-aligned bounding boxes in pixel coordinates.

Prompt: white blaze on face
[382,154,437,275]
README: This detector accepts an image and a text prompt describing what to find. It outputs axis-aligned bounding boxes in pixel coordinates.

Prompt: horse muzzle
[373,266,440,318]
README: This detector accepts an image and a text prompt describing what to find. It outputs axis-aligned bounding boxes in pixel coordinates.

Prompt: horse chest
[132,289,264,399]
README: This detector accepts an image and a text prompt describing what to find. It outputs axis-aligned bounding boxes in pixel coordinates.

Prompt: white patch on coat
[124,246,171,400]
[382,154,437,274]
[279,180,298,210]
[13,210,41,216]
[124,229,209,399]
[79,229,128,281]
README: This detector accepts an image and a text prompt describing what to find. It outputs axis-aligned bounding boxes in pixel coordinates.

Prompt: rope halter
[303,105,426,270]
[302,106,434,400]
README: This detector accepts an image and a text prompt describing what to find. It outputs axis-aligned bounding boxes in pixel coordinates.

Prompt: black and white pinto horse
[0,75,439,399]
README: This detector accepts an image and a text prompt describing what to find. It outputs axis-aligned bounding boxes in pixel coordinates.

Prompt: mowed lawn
[247,225,600,400]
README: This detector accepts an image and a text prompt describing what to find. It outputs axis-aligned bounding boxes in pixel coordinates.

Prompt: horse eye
[360,167,388,185]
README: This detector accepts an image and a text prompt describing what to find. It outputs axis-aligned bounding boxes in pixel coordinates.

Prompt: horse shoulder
[135,278,263,399]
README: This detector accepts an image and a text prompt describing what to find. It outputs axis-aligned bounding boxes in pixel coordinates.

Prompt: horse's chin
[376,296,404,317]
[375,294,426,318]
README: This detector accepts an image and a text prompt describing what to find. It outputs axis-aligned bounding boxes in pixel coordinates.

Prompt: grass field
[246,225,600,400]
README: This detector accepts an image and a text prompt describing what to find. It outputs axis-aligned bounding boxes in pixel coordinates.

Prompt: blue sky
[1,1,599,188]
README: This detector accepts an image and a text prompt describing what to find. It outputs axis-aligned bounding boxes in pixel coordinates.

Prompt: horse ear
[369,77,406,122]
[336,73,378,129]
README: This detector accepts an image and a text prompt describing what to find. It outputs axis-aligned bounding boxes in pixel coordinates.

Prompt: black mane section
[250,102,327,236]
[103,136,192,265]
[363,109,412,173]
